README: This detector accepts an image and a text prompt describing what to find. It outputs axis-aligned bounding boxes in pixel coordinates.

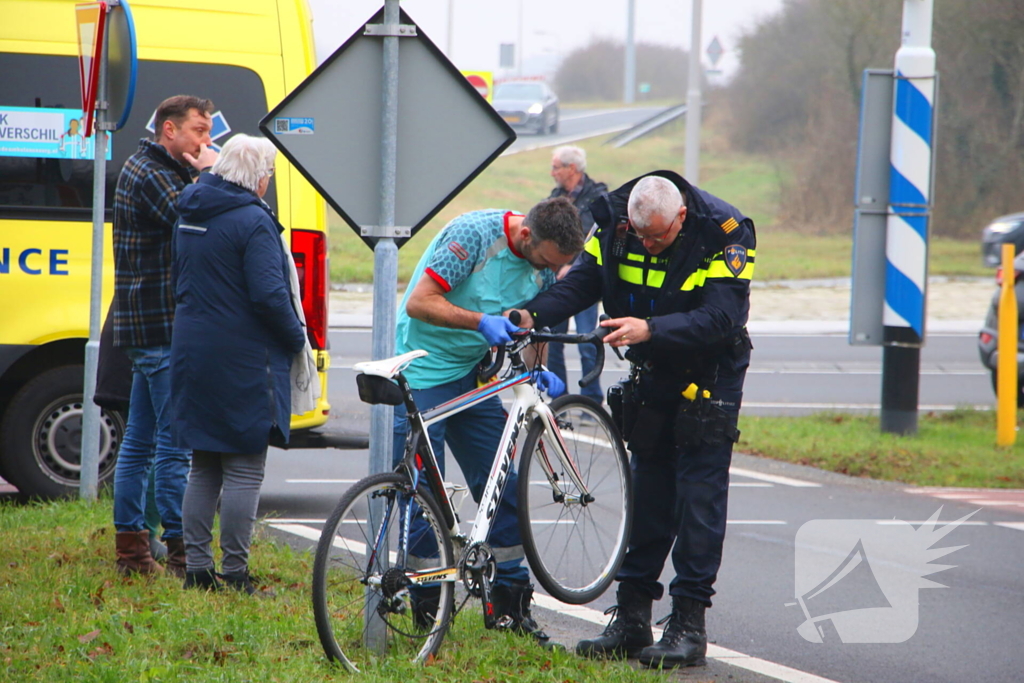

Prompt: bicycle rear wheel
[518,395,632,604]
[312,472,456,671]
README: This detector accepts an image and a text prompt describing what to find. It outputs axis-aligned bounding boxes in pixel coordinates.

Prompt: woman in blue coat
[170,134,305,593]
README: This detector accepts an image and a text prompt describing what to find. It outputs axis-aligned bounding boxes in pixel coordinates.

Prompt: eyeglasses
[266,167,276,177]
[627,218,675,244]
[551,163,566,171]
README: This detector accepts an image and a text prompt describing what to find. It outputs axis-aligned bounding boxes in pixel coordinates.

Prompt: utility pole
[624,0,636,104]
[446,0,454,58]
[685,0,702,184]
[880,0,935,435]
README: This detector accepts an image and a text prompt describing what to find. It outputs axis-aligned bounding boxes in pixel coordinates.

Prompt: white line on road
[729,466,821,488]
[748,369,987,376]
[285,479,359,484]
[874,520,989,526]
[994,522,1024,531]
[727,520,788,525]
[267,521,840,683]
[730,482,774,488]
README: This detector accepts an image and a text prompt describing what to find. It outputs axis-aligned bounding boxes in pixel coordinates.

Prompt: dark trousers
[615,382,743,607]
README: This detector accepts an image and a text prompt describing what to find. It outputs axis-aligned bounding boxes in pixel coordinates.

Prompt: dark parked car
[492,81,559,135]
[977,250,1024,406]
[981,211,1024,267]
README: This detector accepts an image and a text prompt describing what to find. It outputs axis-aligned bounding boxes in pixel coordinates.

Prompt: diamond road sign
[259,7,516,250]
[706,36,724,67]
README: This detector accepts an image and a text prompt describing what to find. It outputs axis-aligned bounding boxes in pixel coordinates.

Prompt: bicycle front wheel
[518,395,632,604]
[312,472,456,672]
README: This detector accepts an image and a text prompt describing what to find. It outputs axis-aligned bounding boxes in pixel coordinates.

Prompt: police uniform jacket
[524,170,755,405]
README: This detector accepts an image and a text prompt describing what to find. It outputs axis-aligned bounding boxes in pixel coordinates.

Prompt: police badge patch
[724,244,747,277]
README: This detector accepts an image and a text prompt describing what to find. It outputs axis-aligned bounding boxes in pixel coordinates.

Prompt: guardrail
[604,103,687,148]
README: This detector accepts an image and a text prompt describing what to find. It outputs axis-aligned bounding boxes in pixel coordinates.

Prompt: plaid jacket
[112,139,196,348]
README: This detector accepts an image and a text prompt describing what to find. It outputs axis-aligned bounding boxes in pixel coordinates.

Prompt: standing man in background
[111,95,218,577]
[545,145,607,404]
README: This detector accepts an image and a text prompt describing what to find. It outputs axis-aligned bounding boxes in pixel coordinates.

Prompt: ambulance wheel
[0,365,124,499]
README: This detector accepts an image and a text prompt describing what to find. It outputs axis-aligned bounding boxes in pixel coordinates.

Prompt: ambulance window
[0,54,274,220]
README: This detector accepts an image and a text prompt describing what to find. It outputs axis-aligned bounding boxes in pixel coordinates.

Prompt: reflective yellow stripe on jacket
[680,249,756,291]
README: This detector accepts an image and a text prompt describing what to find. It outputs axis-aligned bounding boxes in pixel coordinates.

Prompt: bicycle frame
[394,365,592,563]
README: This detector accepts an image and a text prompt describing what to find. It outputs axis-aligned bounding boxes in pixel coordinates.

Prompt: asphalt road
[256,326,1020,683]
[503,105,668,155]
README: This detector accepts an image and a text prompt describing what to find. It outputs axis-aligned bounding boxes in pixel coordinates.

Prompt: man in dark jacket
[171,134,305,593]
[546,145,607,404]
[110,95,218,578]
[511,172,755,669]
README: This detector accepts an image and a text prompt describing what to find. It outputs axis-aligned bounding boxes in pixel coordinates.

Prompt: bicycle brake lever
[598,313,625,361]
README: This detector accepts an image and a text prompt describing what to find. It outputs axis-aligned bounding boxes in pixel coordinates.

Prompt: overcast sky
[307,0,785,81]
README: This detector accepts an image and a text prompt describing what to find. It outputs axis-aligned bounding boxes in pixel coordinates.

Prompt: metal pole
[80,21,109,501]
[517,0,524,77]
[880,0,935,435]
[624,0,636,104]
[365,0,401,653]
[446,0,454,58]
[685,0,703,184]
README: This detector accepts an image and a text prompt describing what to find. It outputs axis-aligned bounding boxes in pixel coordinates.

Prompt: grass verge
[738,409,1024,488]
[326,114,987,285]
[0,497,649,683]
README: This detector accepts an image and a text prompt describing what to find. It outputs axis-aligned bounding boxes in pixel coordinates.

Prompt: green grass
[0,497,652,683]
[738,409,1024,488]
[327,116,986,285]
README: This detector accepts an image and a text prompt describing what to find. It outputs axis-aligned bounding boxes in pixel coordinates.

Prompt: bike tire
[312,472,456,671]
[518,395,632,604]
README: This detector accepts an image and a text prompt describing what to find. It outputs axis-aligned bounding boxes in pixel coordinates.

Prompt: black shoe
[575,582,653,659]
[490,581,562,650]
[222,571,274,598]
[183,567,221,591]
[411,585,442,630]
[637,596,708,669]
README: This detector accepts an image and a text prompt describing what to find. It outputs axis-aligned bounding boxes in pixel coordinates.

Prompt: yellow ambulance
[0,0,336,498]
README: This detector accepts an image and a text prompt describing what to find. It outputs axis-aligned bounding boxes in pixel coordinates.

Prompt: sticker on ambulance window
[0,106,111,160]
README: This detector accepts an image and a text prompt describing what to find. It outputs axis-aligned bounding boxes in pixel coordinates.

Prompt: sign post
[79,0,136,500]
[259,2,514,654]
[685,0,703,184]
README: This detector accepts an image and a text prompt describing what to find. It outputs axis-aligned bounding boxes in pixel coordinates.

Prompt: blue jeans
[546,303,603,403]
[392,367,529,585]
[112,345,191,539]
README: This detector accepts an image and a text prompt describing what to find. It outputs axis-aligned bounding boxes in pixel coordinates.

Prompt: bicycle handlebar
[479,310,610,389]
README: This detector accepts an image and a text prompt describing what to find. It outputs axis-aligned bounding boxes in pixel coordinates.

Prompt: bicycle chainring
[461,542,497,597]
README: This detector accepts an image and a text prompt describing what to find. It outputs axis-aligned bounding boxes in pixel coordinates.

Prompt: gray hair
[552,145,586,172]
[628,176,684,230]
[211,134,277,193]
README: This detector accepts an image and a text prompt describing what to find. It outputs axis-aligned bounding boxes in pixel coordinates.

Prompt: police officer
[510,172,755,668]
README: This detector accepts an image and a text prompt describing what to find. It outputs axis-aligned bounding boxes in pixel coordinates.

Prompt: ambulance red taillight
[291,229,328,350]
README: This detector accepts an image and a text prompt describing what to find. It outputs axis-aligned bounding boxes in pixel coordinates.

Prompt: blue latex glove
[477,314,520,346]
[533,369,566,398]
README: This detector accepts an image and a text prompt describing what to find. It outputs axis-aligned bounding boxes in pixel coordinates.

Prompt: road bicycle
[311,323,632,671]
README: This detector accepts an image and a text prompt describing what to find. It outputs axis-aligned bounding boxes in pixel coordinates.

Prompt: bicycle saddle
[353,350,428,379]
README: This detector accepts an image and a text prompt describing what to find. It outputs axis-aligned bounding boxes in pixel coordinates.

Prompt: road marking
[265,518,328,524]
[994,522,1024,531]
[730,482,774,488]
[285,479,360,484]
[267,521,840,683]
[874,520,989,526]
[727,520,787,525]
[729,466,821,488]
[748,369,987,376]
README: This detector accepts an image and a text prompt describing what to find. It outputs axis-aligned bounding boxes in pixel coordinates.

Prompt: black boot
[490,581,560,649]
[222,571,274,598]
[183,567,221,591]
[410,585,441,630]
[638,596,708,668]
[575,582,653,659]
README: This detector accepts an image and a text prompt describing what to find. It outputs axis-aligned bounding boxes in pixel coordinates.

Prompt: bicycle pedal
[493,615,516,630]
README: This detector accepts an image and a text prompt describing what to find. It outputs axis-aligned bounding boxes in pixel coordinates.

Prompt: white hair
[552,145,586,172]
[628,176,684,230]
[211,134,277,193]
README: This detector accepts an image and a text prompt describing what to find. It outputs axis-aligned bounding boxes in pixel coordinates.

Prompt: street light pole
[685,0,703,184]
[624,0,636,104]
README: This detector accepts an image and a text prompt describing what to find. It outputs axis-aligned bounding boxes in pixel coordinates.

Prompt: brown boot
[115,530,164,576]
[164,537,187,578]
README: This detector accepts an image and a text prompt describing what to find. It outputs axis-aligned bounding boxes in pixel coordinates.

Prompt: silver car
[492,81,559,135]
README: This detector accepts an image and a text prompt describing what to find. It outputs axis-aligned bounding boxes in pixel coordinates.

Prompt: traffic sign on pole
[75,2,108,137]
[259,6,516,251]
[105,0,138,131]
